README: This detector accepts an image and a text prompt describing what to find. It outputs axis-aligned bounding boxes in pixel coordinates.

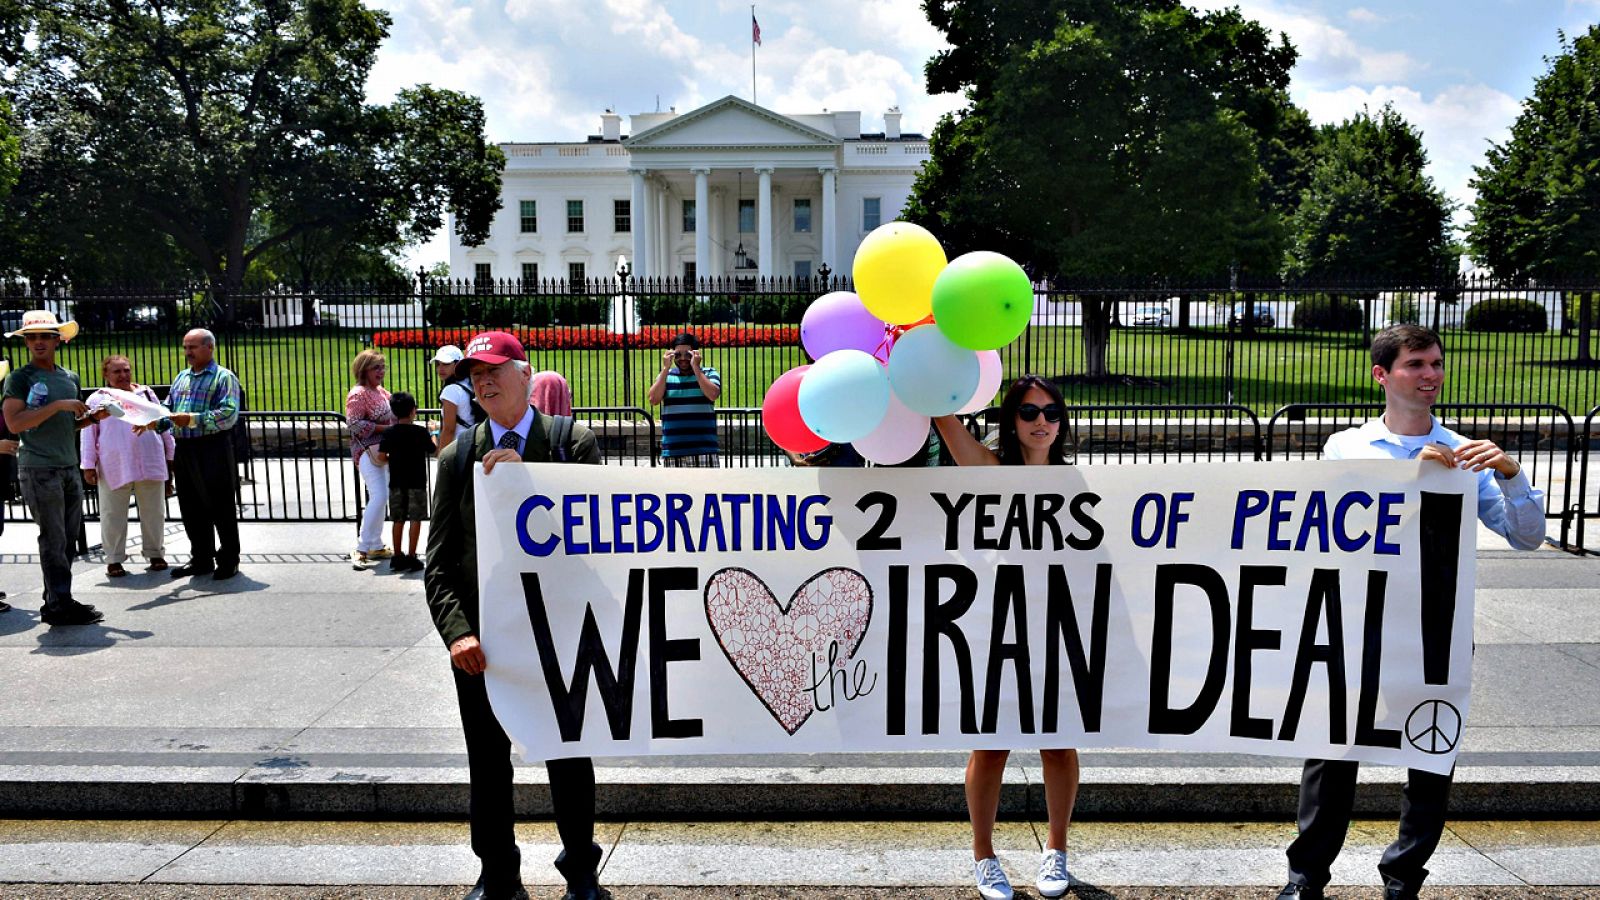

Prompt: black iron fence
[2,273,1596,417]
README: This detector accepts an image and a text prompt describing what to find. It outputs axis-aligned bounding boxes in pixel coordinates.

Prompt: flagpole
[751,5,757,105]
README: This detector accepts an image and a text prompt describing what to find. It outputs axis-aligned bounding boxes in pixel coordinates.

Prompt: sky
[364,0,1600,268]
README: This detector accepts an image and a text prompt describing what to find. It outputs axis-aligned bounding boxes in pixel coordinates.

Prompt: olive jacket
[423,412,600,649]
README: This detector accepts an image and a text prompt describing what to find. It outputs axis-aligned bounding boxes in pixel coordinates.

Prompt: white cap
[430,345,464,364]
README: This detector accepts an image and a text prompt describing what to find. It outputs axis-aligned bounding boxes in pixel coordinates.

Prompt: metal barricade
[963,404,1264,464]
[1266,402,1579,551]
[1578,406,1599,553]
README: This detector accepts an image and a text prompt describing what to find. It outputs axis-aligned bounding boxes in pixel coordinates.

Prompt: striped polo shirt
[660,367,720,458]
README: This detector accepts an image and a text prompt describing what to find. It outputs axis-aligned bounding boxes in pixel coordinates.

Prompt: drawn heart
[703,567,874,735]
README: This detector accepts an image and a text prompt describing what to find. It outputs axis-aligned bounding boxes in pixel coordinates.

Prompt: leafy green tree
[1286,105,1454,281]
[1469,26,1600,360]
[5,0,503,299]
[0,96,18,203]
[905,0,1306,377]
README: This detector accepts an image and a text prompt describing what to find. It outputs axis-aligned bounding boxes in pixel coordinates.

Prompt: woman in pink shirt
[346,349,395,563]
[81,356,176,577]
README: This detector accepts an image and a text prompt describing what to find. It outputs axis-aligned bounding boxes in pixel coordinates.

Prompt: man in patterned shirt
[646,332,721,466]
[150,328,243,580]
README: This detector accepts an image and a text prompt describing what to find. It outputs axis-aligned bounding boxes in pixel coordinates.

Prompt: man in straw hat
[2,310,111,626]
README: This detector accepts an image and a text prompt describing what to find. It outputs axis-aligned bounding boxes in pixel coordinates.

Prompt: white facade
[448,96,927,284]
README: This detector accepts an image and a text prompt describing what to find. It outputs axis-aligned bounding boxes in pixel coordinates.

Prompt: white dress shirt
[1322,416,1546,550]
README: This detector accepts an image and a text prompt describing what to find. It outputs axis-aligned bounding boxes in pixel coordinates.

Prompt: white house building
[448,96,928,285]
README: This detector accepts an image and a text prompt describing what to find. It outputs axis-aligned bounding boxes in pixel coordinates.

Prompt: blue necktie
[497,430,521,453]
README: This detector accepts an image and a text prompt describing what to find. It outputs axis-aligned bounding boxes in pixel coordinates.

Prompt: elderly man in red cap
[423,332,608,900]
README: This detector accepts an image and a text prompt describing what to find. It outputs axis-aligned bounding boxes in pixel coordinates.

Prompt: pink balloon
[853,389,931,465]
[763,365,829,454]
[802,291,894,362]
[956,350,1005,415]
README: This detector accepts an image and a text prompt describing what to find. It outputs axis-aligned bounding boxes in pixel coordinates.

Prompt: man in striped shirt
[150,328,243,580]
[647,332,721,467]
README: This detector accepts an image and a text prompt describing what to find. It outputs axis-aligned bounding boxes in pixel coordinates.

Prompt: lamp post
[816,262,832,291]
[616,254,632,407]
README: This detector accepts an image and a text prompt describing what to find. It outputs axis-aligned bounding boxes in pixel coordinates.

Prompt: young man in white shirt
[1278,325,1546,900]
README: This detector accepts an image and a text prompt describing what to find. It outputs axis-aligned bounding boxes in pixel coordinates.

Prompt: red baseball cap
[459,331,527,372]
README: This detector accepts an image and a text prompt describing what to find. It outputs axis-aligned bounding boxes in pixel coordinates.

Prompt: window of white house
[863,197,881,231]
[566,200,584,233]
[683,261,697,282]
[793,198,811,233]
[519,200,537,233]
[521,263,538,284]
[567,261,586,293]
[793,260,812,279]
[682,199,696,233]
[474,263,492,294]
[614,199,631,233]
[739,198,755,232]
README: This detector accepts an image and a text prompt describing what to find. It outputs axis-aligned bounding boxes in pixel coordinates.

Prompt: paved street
[1,520,1597,893]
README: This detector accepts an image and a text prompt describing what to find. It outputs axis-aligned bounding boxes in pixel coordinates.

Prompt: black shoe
[0,591,11,613]
[561,886,610,900]
[462,879,528,900]
[41,604,105,627]
[1277,885,1324,900]
[213,565,239,581]
[406,554,425,572]
[1384,886,1419,900]
[171,562,214,578]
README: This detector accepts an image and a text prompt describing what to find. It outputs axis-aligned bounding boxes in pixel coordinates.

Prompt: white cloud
[1188,0,1422,85]
[1299,83,1523,223]
[1346,7,1387,25]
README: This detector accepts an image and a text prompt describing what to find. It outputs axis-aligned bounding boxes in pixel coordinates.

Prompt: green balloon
[930,251,1034,351]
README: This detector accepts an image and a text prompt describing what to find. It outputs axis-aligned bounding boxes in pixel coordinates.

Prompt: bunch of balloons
[762,222,1032,464]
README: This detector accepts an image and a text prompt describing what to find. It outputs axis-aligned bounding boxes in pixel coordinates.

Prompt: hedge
[1465,297,1548,333]
[371,325,800,350]
[1292,294,1364,331]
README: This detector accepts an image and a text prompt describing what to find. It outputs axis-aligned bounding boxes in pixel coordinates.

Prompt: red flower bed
[371,325,799,350]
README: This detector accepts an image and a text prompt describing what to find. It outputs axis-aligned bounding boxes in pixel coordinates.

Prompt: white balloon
[853,390,931,465]
[956,350,1005,415]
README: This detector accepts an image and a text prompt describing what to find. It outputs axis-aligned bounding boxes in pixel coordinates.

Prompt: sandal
[147,558,169,572]
[106,563,128,578]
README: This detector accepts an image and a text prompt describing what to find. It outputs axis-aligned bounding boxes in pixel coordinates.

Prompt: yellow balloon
[851,222,948,325]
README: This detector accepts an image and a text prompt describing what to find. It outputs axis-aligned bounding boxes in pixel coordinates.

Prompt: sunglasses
[1017,403,1063,423]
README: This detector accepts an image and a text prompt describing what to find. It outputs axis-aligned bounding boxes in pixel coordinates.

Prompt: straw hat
[4,310,80,342]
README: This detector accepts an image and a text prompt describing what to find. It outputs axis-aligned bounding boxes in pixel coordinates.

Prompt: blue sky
[367,0,1600,266]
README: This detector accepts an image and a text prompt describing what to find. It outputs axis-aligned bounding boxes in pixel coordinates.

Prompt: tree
[6,0,503,298]
[0,95,17,203]
[1287,105,1454,281]
[905,0,1306,378]
[1468,26,1600,361]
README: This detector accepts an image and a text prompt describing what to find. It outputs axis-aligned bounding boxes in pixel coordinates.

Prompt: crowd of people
[0,312,1549,900]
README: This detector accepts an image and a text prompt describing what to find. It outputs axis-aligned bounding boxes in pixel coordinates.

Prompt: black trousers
[452,663,599,889]
[173,433,240,569]
[1287,758,1454,896]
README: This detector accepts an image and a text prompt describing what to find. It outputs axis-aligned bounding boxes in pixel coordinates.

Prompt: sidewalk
[2,521,1598,822]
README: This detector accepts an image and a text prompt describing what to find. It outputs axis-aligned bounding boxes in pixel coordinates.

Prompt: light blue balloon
[887,325,982,416]
[797,349,890,443]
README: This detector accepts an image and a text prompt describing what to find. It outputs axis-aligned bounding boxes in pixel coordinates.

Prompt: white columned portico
[692,168,710,286]
[630,169,647,279]
[820,166,837,275]
[708,188,723,277]
[756,166,774,279]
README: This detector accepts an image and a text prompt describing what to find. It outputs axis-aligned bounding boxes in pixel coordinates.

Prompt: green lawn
[38,325,1599,418]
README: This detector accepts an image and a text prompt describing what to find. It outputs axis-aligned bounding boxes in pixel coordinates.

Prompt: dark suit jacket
[424,411,601,648]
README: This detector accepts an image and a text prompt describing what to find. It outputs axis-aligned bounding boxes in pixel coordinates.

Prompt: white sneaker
[972,856,1013,900]
[1036,848,1071,898]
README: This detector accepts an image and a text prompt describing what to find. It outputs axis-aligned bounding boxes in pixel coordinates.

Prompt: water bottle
[26,382,48,409]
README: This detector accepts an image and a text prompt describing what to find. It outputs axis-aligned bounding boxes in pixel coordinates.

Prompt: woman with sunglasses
[934,375,1075,900]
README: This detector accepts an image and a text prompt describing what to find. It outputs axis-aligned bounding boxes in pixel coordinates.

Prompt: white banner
[88,387,173,427]
[476,462,1477,774]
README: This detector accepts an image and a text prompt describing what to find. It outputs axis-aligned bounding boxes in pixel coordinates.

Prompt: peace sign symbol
[1406,699,1462,754]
